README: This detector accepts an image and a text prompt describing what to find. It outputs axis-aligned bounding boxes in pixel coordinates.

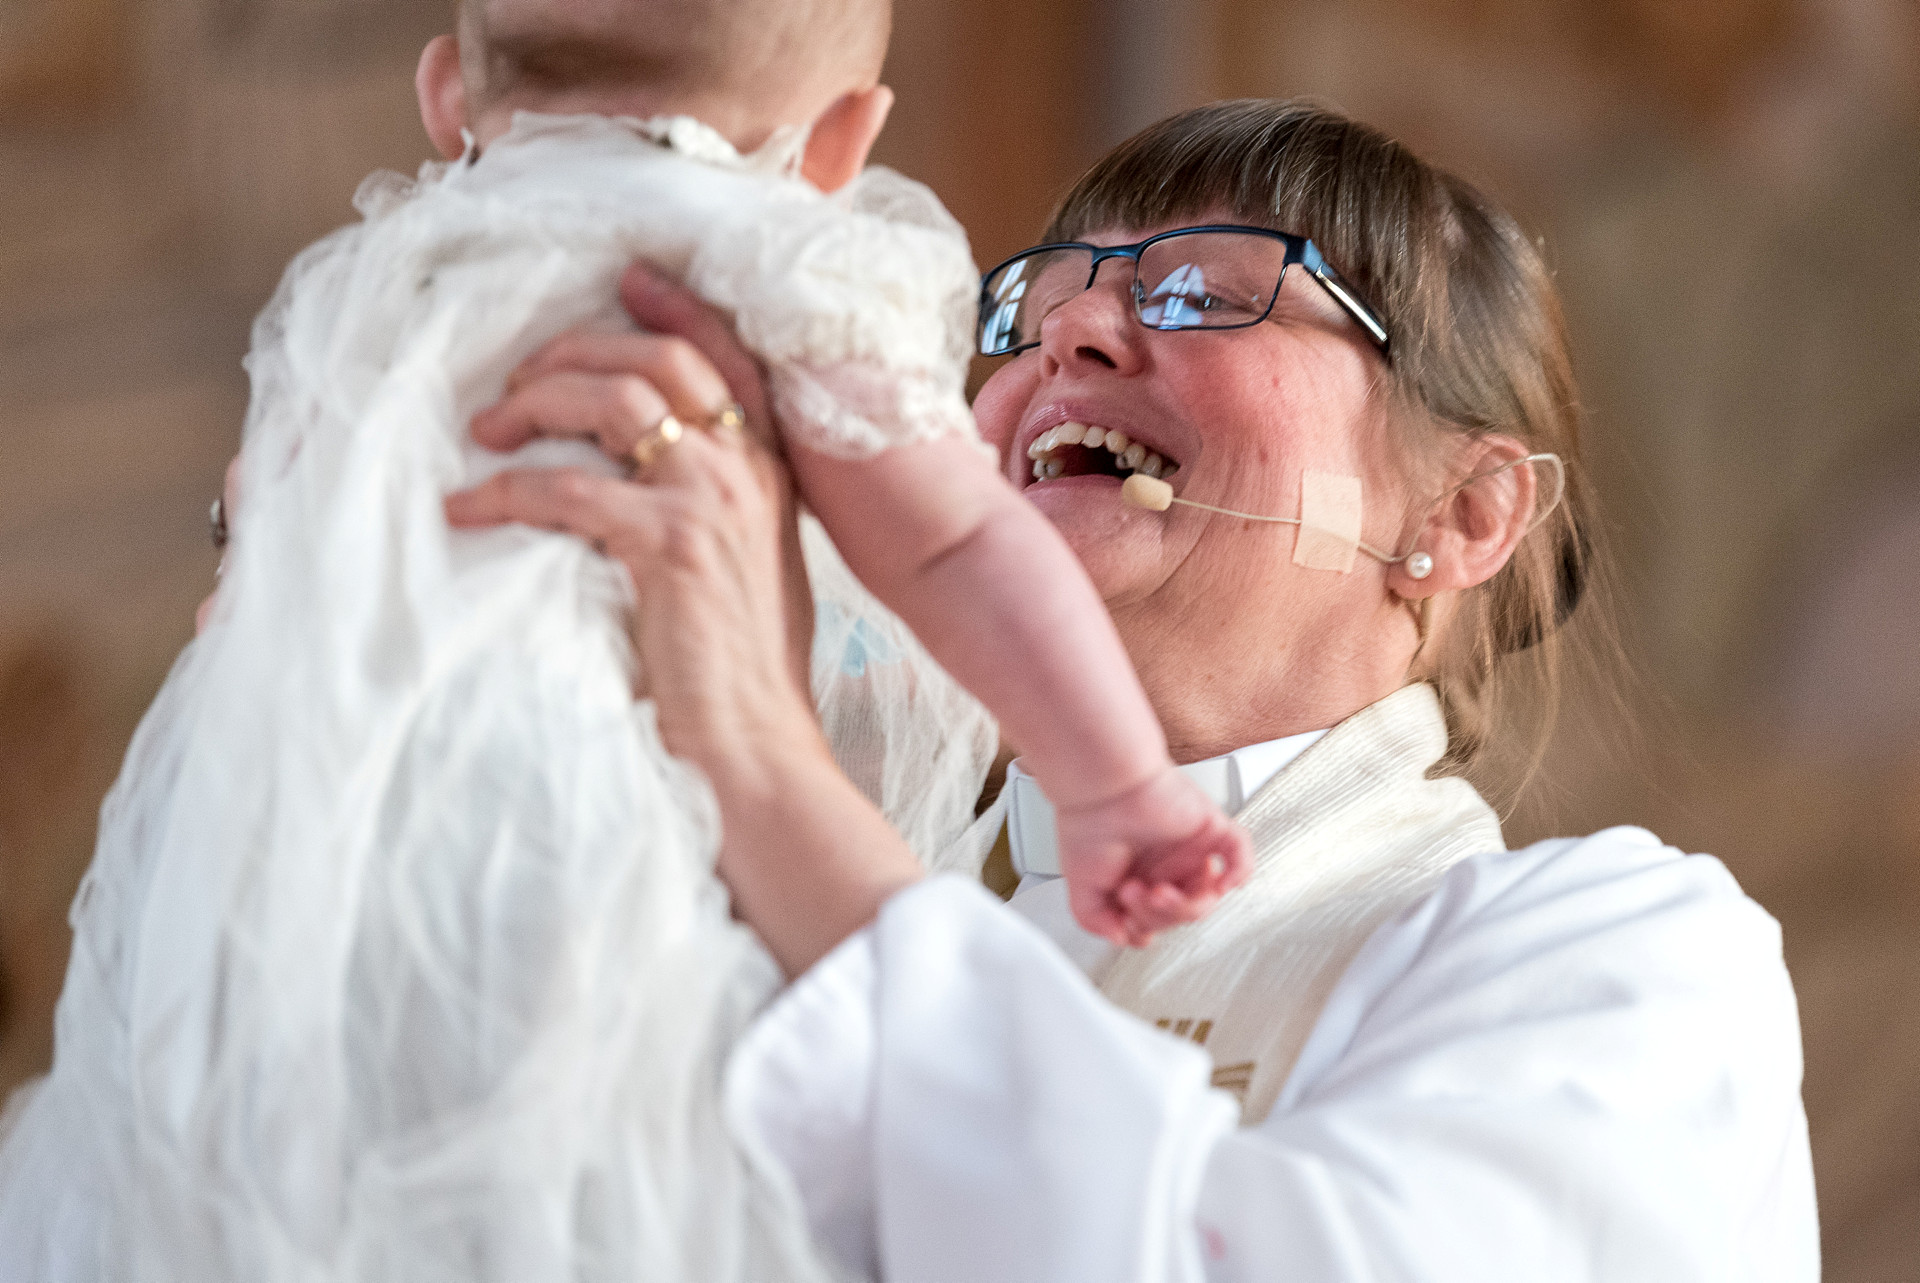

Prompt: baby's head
[418,0,893,189]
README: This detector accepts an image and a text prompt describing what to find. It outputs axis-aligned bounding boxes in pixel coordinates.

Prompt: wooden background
[2,0,1916,1274]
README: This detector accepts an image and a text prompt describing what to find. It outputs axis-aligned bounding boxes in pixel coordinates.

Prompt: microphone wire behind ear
[1121,452,1566,571]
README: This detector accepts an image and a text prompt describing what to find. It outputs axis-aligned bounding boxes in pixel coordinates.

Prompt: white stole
[934,683,1504,1124]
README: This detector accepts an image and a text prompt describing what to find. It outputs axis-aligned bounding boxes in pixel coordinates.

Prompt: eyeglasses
[977,224,1390,359]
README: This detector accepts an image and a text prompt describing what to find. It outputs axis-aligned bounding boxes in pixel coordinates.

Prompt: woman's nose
[1038,261,1147,376]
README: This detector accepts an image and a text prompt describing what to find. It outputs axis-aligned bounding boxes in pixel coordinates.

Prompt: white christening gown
[0,113,997,1282]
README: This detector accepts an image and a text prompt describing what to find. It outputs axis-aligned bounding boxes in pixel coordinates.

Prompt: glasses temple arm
[1312,268,1390,350]
[1299,240,1389,352]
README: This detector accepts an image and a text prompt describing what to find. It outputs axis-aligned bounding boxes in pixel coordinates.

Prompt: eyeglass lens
[979,231,1292,356]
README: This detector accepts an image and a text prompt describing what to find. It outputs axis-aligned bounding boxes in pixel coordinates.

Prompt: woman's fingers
[445,464,666,557]
[472,370,673,459]
[482,320,751,468]
[507,327,736,425]
[446,428,747,547]
[478,266,774,475]
[195,454,247,635]
[620,265,775,445]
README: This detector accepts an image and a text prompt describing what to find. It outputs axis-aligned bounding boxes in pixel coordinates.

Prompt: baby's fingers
[1067,878,1133,948]
[1117,877,1218,934]
[1162,815,1253,898]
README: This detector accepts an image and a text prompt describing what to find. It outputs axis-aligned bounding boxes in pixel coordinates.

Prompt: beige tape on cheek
[1293,470,1363,574]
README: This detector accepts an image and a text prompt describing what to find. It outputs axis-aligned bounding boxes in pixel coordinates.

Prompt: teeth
[1023,423,1180,484]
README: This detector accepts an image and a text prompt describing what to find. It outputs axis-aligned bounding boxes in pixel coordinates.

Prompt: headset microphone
[1119,453,1565,578]
[1120,473,1411,568]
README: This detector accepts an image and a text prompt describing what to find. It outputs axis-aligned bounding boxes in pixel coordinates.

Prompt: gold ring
[703,402,746,438]
[631,414,685,470]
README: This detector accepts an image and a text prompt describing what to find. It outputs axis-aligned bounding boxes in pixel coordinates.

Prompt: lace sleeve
[688,167,981,459]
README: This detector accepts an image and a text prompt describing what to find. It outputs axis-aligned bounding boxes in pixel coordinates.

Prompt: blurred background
[1,0,1915,1273]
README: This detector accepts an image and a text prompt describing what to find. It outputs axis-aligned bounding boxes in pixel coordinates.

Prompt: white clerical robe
[724,685,1820,1281]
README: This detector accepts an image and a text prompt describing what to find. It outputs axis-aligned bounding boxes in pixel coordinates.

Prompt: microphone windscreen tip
[1122,473,1174,511]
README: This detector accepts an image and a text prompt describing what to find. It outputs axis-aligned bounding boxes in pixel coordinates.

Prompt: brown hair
[1047,99,1618,785]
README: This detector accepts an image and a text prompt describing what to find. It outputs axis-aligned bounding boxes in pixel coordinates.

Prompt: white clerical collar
[1005,729,1328,880]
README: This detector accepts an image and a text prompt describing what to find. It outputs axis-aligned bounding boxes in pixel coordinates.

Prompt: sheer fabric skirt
[0,160,994,1281]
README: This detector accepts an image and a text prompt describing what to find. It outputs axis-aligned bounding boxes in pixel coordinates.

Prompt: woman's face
[973,218,1413,654]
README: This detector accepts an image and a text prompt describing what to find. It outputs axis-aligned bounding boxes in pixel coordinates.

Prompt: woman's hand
[445,265,924,976]
[195,455,244,635]
[444,266,818,779]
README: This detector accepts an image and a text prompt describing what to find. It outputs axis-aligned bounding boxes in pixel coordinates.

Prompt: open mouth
[1026,422,1180,485]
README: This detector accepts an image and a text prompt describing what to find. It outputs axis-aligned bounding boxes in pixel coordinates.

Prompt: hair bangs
[1044,101,1424,365]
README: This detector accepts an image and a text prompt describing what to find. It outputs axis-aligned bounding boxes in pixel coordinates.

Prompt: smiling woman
[522,97,1812,1281]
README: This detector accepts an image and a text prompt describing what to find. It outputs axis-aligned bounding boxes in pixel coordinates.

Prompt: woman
[447,100,1818,1279]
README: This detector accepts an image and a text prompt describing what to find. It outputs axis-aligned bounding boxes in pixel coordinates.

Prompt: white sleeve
[1198,828,1819,1283]
[726,876,1238,1283]
[726,833,1820,1283]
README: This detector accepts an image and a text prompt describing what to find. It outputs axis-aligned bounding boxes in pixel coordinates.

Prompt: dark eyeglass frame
[977,223,1391,359]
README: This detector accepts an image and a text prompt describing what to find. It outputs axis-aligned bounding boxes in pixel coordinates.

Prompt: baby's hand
[1053,768,1252,948]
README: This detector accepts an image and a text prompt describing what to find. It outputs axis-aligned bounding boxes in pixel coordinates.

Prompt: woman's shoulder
[1286,825,1802,1113]
[1266,827,1817,1279]
[1437,826,1789,1003]
[1384,825,1791,1027]
[1443,824,1779,952]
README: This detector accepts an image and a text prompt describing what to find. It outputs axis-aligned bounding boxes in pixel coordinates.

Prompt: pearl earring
[1405,551,1433,580]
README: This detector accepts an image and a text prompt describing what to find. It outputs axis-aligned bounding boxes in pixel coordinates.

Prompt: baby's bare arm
[791,436,1168,812]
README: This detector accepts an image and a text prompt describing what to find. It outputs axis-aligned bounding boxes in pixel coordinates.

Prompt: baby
[430,0,1252,943]
[0,2,1247,1280]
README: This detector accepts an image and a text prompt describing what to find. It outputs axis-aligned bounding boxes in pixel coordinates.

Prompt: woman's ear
[801,84,894,193]
[1387,435,1537,600]
[417,34,470,160]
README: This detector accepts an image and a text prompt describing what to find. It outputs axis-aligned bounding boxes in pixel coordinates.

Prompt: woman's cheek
[970,359,1036,471]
